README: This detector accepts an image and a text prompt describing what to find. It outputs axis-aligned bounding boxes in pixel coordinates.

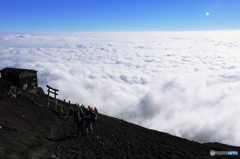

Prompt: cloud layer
[1,31,240,146]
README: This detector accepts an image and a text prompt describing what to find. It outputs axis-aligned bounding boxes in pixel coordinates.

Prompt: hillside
[0,78,239,159]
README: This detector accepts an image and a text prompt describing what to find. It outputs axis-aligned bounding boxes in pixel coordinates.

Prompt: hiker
[81,104,85,111]
[74,107,85,138]
[58,107,69,120]
[59,107,64,118]
[85,108,93,135]
[65,107,74,120]
[94,107,98,114]
[85,106,97,135]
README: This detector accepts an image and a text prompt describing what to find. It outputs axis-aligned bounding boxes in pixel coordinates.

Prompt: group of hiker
[58,104,98,138]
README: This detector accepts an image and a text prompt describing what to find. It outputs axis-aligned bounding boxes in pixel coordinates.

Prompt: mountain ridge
[0,78,239,159]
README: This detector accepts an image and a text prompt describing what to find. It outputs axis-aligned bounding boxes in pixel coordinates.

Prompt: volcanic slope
[0,78,239,159]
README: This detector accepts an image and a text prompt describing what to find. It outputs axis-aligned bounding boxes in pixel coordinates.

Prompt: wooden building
[0,67,38,90]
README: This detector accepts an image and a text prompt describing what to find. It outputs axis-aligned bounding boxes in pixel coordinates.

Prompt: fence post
[54,90,57,111]
[47,87,50,109]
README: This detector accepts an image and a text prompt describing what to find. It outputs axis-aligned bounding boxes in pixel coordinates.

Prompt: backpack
[90,110,97,121]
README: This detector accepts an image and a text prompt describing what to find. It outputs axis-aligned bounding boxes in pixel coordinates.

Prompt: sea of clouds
[0,31,240,146]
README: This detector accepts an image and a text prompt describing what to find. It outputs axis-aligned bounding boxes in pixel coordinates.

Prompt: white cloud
[0,31,240,146]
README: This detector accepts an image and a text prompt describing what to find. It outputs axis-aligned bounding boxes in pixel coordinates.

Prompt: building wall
[19,75,38,90]
[1,74,21,87]
[1,71,38,90]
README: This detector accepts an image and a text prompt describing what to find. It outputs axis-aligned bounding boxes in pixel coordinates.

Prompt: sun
[205,12,210,16]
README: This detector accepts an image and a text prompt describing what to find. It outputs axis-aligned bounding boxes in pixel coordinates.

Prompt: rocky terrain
[0,78,239,159]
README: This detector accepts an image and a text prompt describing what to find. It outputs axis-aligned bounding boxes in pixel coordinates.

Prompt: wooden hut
[0,67,38,90]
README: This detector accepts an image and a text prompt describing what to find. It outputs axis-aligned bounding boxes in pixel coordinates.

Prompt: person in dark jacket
[94,107,98,114]
[85,107,93,135]
[76,107,85,138]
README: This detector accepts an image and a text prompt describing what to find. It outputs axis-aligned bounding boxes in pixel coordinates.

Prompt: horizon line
[1,29,240,33]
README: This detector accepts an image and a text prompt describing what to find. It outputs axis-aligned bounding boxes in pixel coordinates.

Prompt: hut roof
[0,67,37,75]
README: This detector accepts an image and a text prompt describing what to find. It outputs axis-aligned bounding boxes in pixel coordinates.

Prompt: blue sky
[0,0,240,32]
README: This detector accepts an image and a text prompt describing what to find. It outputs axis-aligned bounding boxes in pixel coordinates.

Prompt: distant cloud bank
[0,31,240,146]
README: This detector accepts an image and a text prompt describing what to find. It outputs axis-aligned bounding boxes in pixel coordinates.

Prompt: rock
[51,154,57,158]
